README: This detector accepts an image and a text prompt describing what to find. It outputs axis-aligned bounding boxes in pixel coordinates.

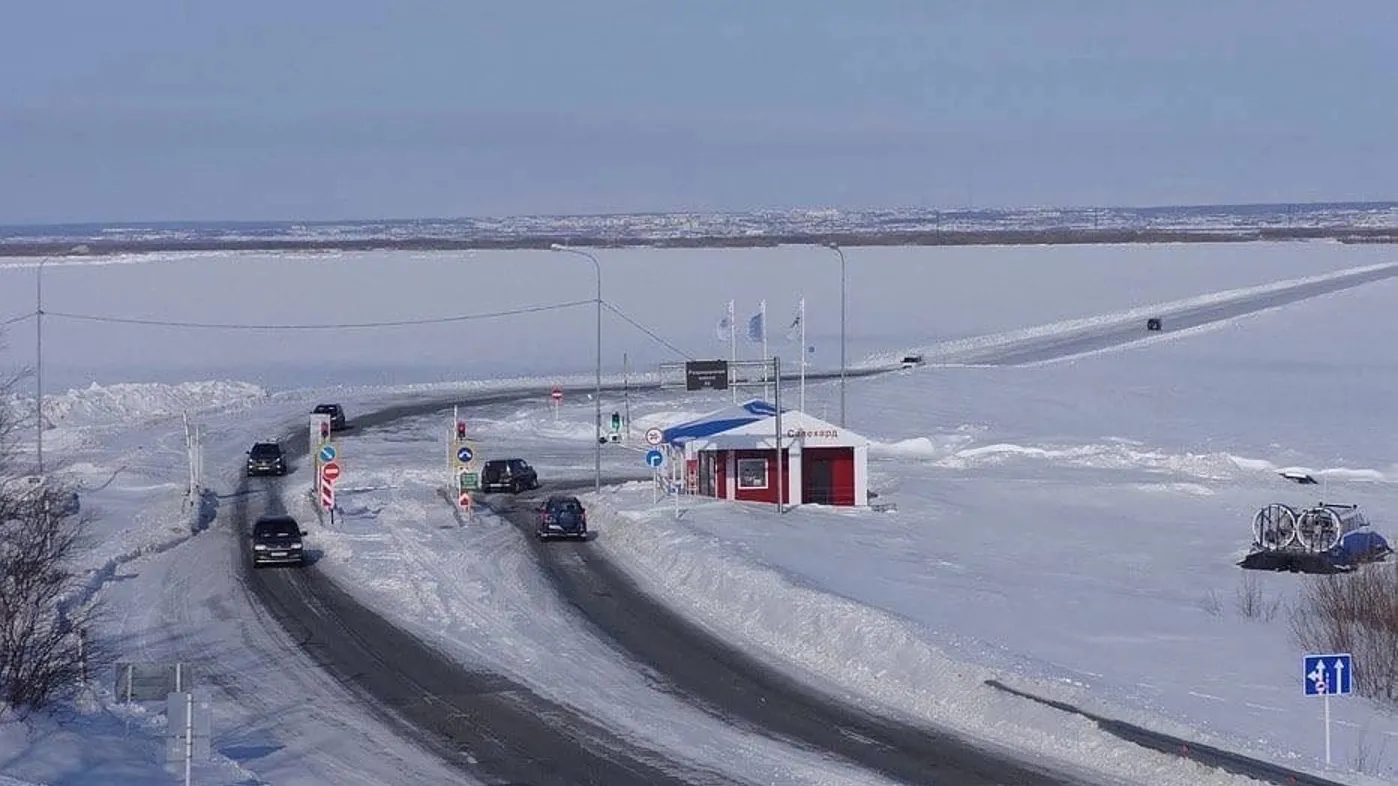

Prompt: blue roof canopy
[661,399,780,445]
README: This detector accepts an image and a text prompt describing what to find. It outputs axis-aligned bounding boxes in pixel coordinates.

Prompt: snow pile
[586,486,1284,786]
[861,260,1398,368]
[4,380,268,429]
[870,436,1398,485]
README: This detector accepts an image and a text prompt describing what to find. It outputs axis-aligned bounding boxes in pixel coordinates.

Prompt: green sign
[611,411,621,431]
[458,471,480,492]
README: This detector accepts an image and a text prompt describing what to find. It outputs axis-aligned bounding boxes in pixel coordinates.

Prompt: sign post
[310,414,332,493]
[645,449,664,504]
[1304,652,1353,766]
[551,386,563,420]
[457,469,478,519]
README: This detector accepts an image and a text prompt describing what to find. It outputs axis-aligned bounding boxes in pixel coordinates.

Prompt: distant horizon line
[4,198,1396,231]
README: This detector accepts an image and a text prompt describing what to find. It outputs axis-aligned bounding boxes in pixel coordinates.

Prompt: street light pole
[825,242,847,427]
[550,244,603,494]
[35,257,46,475]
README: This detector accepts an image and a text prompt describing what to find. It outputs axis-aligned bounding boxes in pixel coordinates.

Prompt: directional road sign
[321,461,341,484]
[1305,653,1353,696]
[456,445,474,464]
[318,444,337,463]
[645,449,664,468]
[644,427,664,446]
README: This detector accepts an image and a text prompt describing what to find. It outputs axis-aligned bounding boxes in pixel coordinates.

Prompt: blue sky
[2,1,1394,223]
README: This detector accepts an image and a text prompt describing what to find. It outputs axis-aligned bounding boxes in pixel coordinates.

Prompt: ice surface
[5,241,1398,784]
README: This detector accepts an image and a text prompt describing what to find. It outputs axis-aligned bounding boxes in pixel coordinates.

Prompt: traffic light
[456,421,467,441]
[611,412,621,431]
[319,422,330,441]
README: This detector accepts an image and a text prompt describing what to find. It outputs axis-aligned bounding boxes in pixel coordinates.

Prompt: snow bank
[586,486,1279,786]
[869,436,1398,485]
[3,380,267,430]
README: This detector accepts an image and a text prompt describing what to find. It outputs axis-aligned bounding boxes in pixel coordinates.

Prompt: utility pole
[35,257,46,475]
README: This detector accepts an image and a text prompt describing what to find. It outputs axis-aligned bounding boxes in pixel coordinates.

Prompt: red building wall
[731,449,792,504]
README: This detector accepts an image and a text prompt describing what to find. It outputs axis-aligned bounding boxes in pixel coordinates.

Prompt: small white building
[671,405,869,507]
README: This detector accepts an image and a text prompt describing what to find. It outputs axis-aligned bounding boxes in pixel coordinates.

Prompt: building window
[737,457,768,489]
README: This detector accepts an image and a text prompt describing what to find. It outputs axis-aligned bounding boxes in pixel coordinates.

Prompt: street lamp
[549,243,603,493]
[35,257,46,475]
[824,242,847,427]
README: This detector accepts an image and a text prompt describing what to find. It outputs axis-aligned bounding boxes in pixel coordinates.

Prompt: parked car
[313,403,348,431]
[246,441,288,476]
[536,495,588,540]
[900,353,925,369]
[1146,317,1162,332]
[481,458,539,494]
[250,514,307,567]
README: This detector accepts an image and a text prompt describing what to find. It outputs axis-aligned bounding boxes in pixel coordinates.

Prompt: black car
[313,403,348,431]
[246,442,288,476]
[537,495,587,540]
[1146,317,1162,332]
[250,514,307,567]
[481,458,539,494]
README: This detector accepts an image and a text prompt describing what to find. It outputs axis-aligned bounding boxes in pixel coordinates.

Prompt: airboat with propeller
[1239,470,1392,573]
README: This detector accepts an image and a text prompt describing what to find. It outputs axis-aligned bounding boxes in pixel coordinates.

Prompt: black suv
[537,495,587,540]
[313,403,348,431]
[246,442,287,476]
[481,458,539,494]
[250,514,307,567]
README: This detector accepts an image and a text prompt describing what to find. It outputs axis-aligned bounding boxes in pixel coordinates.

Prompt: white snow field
[0,240,1395,784]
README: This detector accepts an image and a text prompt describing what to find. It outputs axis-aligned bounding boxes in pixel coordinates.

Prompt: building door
[803,454,834,504]
[698,452,715,496]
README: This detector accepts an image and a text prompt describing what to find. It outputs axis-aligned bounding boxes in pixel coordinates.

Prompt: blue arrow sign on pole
[645,449,664,468]
[318,444,337,463]
[457,446,474,463]
[1304,653,1353,696]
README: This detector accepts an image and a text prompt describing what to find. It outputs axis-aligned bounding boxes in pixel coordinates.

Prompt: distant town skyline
[3,1,1395,224]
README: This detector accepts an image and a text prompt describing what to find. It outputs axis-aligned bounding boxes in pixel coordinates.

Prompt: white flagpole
[728,299,737,403]
[799,296,806,413]
[761,299,769,401]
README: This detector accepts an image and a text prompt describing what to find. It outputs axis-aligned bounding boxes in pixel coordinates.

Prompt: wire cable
[601,300,695,360]
[1,310,36,326]
[43,300,593,330]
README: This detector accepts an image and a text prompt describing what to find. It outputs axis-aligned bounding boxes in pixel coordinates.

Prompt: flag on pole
[715,300,734,342]
[785,299,803,341]
[746,302,765,343]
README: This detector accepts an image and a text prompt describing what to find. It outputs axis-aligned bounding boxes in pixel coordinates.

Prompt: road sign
[1305,653,1353,696]
[321,461,341,484]
[456,445,474,464]
[318,444,337,463]
[458,470,480,492]
[320,481,334,511]
[458,491,472,509]
[551,387,563,402]
[645,449,664,468]
[644,427,664,446]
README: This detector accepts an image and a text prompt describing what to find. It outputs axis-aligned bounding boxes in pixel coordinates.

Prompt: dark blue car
[537,495,588,541]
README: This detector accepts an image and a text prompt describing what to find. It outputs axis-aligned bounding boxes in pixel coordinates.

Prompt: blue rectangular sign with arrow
[1304,653,1353,696]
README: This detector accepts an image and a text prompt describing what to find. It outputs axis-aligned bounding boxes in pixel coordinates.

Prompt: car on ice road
[246,441,288,476]
[250,514,307,568]
[536,495,588,540]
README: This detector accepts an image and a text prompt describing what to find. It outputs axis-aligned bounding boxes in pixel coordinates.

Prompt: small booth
[680,408,869,507]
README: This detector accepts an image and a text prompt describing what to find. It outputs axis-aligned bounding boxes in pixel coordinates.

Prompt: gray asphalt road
[963,262,1398,366]
[236,402,731,786]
